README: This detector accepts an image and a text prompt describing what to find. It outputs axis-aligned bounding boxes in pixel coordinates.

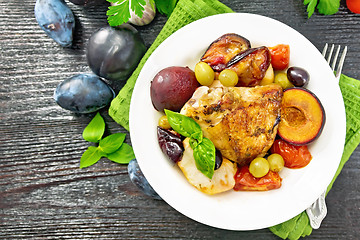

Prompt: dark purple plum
[287,67,310,87]
[86,26,146,81]
[128,159,162,200]
[54,73,115,113]
[157,127,184,163]
[150,66,200,112]
[34,0,75,47]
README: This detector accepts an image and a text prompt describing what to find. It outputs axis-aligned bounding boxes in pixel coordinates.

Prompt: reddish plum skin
[150,66,200,112]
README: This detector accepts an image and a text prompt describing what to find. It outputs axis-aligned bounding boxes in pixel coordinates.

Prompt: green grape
[249,157,270,178]
[274,72,294,89]
[219,69,238,87]
[194,62,215,86]
[267,153,284,172]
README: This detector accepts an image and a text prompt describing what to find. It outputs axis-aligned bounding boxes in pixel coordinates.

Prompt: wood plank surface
[1,0,360,239]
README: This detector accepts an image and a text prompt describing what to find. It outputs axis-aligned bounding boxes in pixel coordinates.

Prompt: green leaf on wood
[82,112,105,143]
[99,133,126,154]
[107,143,135,164]
[304,0,318,18]
[317,0,340,15]
[80,146,103,168]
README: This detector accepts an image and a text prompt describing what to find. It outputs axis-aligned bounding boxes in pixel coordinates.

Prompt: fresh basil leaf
[80,146,103,168]
[82,112,105,143]
[164,109,202,140]
[304,0,318,18]
[317,0,340,15]
[189,137,199,149]
[190,131,203,142]
[106,143,135,164]
[155,0,178,16]
[99,133,126,154]
[192,138,216,179]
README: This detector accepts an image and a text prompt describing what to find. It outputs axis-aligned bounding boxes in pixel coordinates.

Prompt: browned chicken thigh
[181,82,283,166]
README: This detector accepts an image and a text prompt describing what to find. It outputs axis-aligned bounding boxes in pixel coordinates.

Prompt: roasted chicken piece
[180,82,283,166]
[178,138,237,195]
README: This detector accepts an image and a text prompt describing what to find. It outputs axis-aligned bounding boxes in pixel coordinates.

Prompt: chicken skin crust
[181,83,283,166]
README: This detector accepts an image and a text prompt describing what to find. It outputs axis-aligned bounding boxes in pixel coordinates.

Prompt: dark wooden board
[1,0,360,239]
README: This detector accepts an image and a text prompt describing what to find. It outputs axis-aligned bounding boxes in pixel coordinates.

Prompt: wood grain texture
[1,0,360,239]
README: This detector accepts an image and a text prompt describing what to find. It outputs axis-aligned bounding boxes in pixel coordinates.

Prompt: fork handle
[306,191,327,229]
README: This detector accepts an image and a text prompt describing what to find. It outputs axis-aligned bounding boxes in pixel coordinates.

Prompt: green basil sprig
[80,112,135,168]
[190,138,216,179]
[164,109,215,179]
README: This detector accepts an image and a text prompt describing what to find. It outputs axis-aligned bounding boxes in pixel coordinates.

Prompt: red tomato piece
[234,165,282,191]
[269,44,290,70]
[270,139,312,169]
[347,0,360,14]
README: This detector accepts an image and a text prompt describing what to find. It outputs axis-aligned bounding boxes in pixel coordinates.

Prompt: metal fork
[322,43,348,80]
[305,43,348,229]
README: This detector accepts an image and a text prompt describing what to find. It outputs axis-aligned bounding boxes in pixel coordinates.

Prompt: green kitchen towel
[109,0,360,239]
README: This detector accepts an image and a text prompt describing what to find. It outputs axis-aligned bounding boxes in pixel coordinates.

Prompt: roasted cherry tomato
[233,165,282,191]
[270,139,312,169]
[347,0,360,14]
[269,44,290,70]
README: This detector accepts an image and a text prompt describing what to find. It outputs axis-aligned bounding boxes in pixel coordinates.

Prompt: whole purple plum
[34,0,75,47]
[54,73,115,113]
[86,26,146,81]
[150,66,200,112]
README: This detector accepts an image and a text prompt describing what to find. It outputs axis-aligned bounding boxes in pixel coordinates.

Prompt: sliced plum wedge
[201,33,251,72]
[226,46,271,87]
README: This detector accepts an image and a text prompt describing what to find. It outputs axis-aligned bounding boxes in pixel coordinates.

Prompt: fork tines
[322,43,348,79]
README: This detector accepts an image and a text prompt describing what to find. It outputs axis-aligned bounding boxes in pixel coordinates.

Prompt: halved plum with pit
[201,33,251,72]
[278,88,326,145]
[226,46,271,87]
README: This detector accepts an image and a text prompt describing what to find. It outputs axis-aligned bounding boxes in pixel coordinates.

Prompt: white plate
[129,13,346,230]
